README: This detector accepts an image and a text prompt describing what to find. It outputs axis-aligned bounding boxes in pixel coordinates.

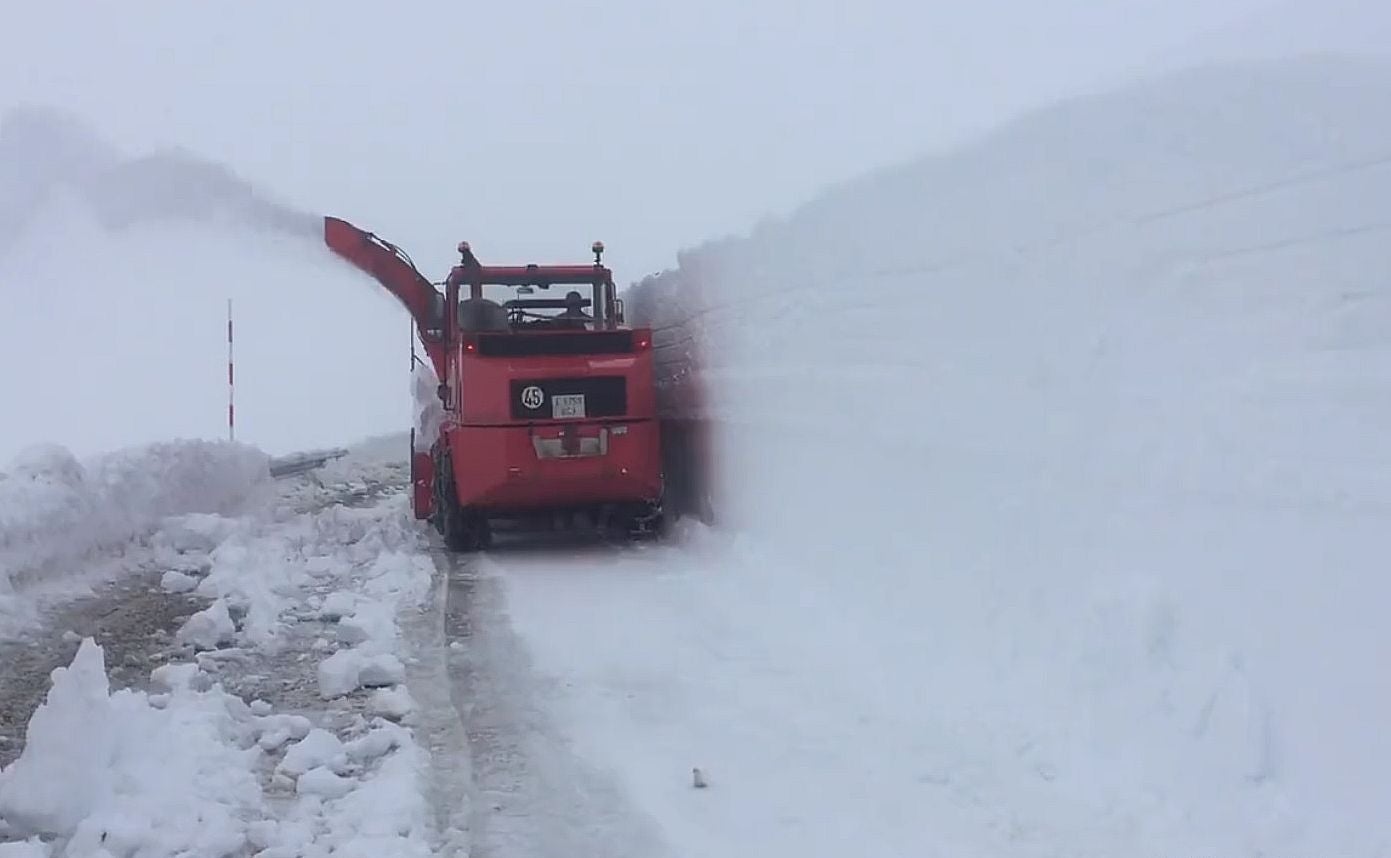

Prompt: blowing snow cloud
[0,105,320,256]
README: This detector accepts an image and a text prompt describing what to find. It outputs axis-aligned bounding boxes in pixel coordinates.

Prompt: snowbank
[0,639,262,856]
[0,440,268,629]
[0,636,433,858]
[510,55,1391,856]
[0,466,441,857]
[189,492,432,655]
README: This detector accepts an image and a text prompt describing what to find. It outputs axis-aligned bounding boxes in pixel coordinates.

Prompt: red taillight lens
[635,335,651,350]
[461,335,478,354]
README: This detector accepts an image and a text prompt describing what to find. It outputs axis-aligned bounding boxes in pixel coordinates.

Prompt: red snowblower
[324,217,666,550]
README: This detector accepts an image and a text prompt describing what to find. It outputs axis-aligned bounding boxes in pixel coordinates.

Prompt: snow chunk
[0,841,49,858]
[0,639,111,834]
[297,766,355,799]
[316,735,436,856]
[318,649,405,697]
[367,686,416,722]
[337,601,396,649]
[336,615,372,645]
[359,654,406,688]
[319,591,358,621]
[175,598,235,650]
[279,728,347,777]
[0,638,262,853]
[250,699,273,716]
[160,570,199,593]
[346,724,405,762]
[317,649,362,699]
[255,713,312,751]
[149,661,200,692]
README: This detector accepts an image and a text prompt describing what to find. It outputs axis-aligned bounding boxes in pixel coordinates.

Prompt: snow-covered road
[440,540,669,858]
[462,427,1391,857]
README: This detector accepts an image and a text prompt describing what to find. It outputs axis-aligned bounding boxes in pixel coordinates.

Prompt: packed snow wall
[623,246,727,524]
[621,54,1391,854]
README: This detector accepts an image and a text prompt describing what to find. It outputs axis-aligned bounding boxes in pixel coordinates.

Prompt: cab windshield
[458,283,607,332]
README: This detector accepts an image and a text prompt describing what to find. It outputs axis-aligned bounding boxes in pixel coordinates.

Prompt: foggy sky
[0,0,1331,279]
[3,0,1388,461]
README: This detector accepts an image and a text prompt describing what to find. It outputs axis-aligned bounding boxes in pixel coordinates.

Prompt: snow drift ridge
[0,440,269,630]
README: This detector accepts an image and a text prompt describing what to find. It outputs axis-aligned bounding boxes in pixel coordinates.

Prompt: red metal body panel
[445,421,662,510]
[444,346,660,511]
[454,348,656,425]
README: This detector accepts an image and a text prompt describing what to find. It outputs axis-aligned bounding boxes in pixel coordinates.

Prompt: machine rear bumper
[446,419,662,512]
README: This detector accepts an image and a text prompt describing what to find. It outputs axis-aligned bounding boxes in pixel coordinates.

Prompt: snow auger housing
[324,217,664,550]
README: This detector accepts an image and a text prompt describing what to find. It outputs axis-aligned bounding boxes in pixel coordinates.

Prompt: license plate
[552,394,586,419]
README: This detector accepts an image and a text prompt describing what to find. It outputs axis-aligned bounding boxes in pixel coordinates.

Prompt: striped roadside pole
[228,298,235,443]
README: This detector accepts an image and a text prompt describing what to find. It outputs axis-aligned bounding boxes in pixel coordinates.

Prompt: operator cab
[453,240,625,335]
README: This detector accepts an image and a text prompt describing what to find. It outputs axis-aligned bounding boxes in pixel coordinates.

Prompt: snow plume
[0,105,318,252]
[0,440,268,628]
[0,108,410,460]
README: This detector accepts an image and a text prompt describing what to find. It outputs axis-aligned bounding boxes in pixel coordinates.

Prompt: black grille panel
[510,376,627,420]
[480,331,634,357]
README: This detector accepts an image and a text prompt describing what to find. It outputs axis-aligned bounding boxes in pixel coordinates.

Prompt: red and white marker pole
[227,298,236,443]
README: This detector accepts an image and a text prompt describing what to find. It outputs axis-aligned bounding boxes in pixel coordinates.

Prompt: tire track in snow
[440,538,669,858]
[401,548,472,857]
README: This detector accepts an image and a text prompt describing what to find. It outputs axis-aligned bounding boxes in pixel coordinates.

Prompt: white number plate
[552,394,586,419]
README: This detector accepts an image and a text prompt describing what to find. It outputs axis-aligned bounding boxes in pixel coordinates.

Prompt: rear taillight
[635,334,651,350]
[461,335,478,354]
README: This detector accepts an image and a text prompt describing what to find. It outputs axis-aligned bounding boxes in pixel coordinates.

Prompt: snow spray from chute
[0,105,321,255]
[0,105,344,448]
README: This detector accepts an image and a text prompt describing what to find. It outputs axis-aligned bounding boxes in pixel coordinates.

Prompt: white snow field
[473,55,1391,857]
